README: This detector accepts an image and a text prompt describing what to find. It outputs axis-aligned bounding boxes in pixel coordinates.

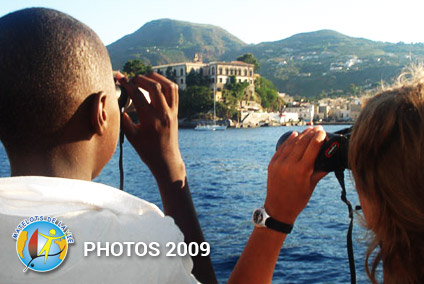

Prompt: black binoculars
[116,84,132,112]
[276,127,352,172]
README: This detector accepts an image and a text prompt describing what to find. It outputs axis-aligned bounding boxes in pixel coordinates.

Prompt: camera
[276,127,352,172]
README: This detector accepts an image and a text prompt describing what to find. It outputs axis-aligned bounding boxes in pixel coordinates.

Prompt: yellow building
[152,59,255,102]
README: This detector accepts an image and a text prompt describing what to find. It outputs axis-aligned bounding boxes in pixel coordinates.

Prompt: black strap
[265,217,293,234]
[335,170,359,284]
[119,110,125,191]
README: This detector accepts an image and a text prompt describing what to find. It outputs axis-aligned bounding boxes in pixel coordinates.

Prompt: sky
[1,0,423,46]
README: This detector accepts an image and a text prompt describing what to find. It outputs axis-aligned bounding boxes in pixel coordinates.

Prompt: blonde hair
[349,65,424,283]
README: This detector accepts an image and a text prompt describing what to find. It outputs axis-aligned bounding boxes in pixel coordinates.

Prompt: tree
[237,53,261,71]
[122,59,152,78]
[179,86,213,118]
[215,101,233,119]
[316,90,328,100]
[348,83,362,97]
[222,76,249,120]
[165,66,177,83]
[255,76,279,110]
[186,69,209,87]
[224,76,249,103]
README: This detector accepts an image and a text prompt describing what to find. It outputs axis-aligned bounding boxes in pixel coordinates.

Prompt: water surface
[0,125,370,283]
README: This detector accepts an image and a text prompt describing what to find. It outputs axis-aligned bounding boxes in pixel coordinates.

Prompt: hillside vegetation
[108,18,246,70]
[108,20,424,97]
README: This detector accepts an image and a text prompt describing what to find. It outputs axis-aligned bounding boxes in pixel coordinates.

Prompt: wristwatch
[252,207,293,234]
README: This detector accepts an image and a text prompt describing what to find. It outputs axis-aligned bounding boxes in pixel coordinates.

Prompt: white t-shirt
[0,176,198,284]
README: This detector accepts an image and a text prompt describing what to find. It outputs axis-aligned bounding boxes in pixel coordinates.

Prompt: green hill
[108,21,424,97]
[232,30,424,96]
[107,18,246,70]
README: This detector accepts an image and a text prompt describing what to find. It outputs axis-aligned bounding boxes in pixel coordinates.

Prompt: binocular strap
[119,110,125,191]
[335,170,362,284]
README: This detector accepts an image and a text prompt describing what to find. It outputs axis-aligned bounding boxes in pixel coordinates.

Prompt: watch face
[253,209,264,224]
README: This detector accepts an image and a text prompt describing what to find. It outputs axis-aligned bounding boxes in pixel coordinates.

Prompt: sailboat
[195,87,227,131]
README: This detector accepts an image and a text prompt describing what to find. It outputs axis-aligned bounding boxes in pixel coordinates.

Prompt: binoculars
[276,127,352,172]
[116,84,132,112]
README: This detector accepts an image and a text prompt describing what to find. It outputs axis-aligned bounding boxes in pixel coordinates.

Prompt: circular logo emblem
[16,221,68,272]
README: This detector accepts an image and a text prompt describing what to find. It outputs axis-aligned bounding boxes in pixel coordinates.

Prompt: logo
[325,141,340,157]
[12,216,74,272]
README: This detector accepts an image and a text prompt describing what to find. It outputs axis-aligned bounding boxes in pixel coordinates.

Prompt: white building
[278,93,294,104]
[283,104,314,122]
[279,112,299,124]
[153,61,207,90]
[152,59,255,100]
[348,98,362,120]
[208,61,254,89]
[315,104,330,121]
[331,107,350,121]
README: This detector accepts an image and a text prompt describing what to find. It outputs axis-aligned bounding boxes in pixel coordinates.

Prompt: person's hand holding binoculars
[116,72,185,188]
[117,73,217,284]
[265,126,328,224]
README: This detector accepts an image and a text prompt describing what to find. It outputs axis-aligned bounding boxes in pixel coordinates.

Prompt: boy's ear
[90,91,107,135]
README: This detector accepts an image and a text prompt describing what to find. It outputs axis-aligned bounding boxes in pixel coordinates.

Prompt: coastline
[178,118,353,129]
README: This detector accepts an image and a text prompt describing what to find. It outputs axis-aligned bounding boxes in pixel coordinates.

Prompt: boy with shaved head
[0,8,216,284]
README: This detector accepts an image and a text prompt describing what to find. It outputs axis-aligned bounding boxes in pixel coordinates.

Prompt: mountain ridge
[107,18,246,69]
[107,19,424,97]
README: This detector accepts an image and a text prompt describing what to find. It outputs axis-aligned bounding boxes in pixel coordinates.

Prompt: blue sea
[0,125,370,283]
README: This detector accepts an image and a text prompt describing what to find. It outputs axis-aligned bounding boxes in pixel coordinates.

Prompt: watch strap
[265,217,293,234]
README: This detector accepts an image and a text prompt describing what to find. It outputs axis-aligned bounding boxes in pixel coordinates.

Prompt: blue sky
[1,0,423,46]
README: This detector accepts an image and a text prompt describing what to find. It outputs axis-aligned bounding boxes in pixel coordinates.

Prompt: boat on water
[194,124,227,131]
[194,87,227,131]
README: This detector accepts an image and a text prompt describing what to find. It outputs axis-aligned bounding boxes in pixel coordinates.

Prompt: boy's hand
[117,72,185,187]
[265,126,328,224]
[117,73,218,284]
